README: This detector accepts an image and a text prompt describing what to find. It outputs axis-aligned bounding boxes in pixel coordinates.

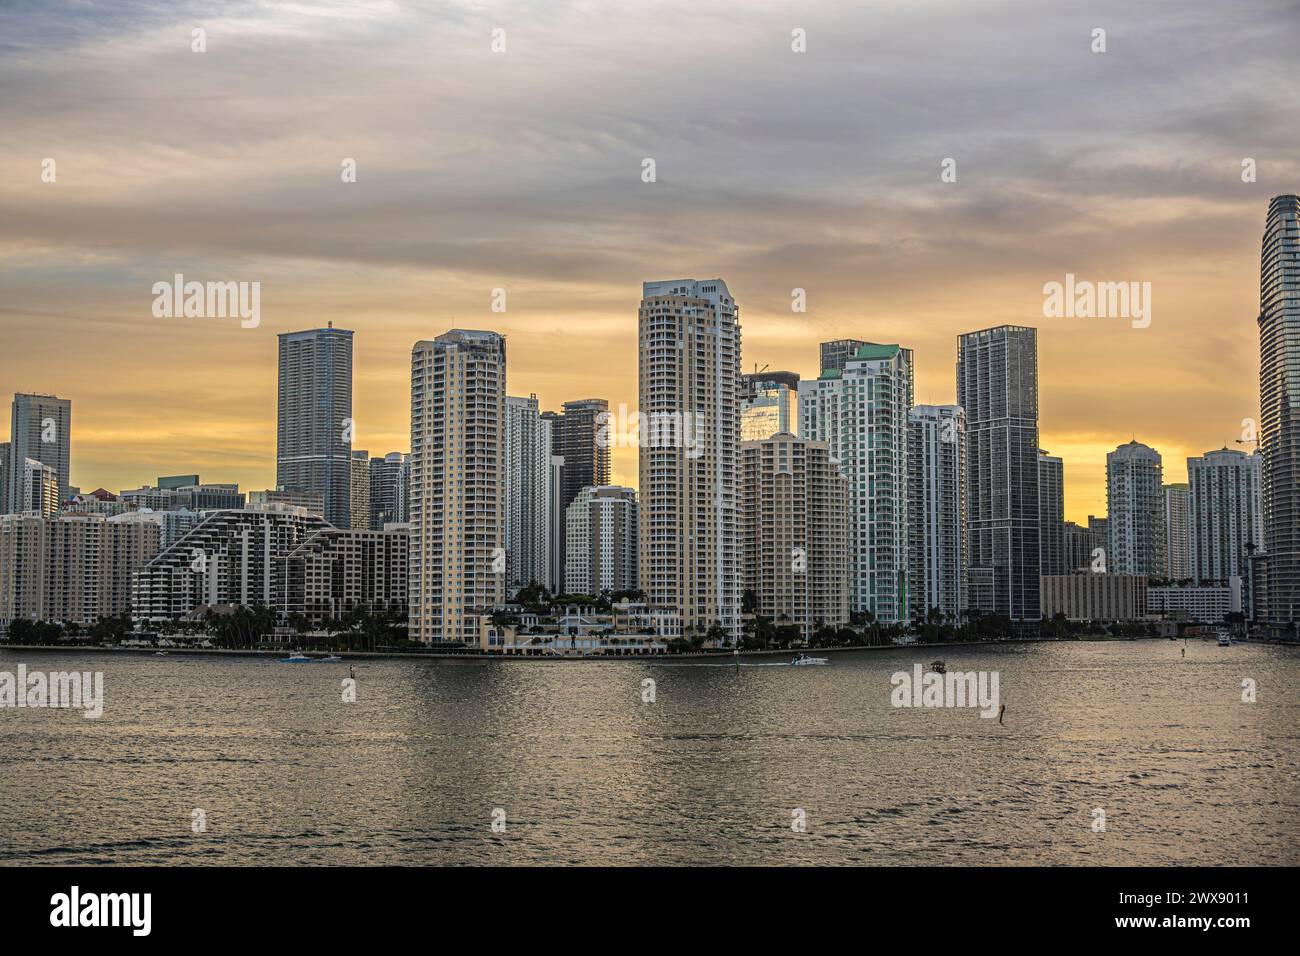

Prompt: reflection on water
[2,641,1297,865]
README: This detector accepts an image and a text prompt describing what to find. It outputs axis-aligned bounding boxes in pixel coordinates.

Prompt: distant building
[740,433,850,638]
[7,393,72,511]
[0,512,161,634]
[504,395,552,595]
[741,371,799,441]
[565,486,638,596]
[19,458,59,517]
[1187,448,1263,585]
[1038,450,1066,575]
[409,330,506,643]
[120,482,245,512]
[907,405,966,622]
[1064,520,1101,572]
[818,339,868,375]
[545,399,610,590]
[247,488,325,514]
[1257,195,1300,625]
[349,450,371,531]
[277,326,354,528]
[1040,573,1147,622]
[1163,483,1191,580]
[368,452,408,529]
[801,342,912,622]
[1147,582,1239,623]
[1107,441,1164,575]
[133,505,332,622]
[639,279,741,642]
[285,524,408,622]
[958,326,1040,621]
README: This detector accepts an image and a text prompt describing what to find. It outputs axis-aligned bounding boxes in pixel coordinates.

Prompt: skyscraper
[1037,450,1066,576]
[545,399,610,590]
[801,342,912,622]
[409,330,506,644]
[7,393,72,512]
[368,451,408,529]
[1187,448,1263,585]
[349,450,371,531]
[908,405,966,622]
[1258,194,1300,625]
[277,326,353,528]
[819,339,869,375]
[1106,441,1164,575]
[565,485,638,596]
[1163,482,1191,580]
[503,394,551,594]
[740,433,850,639]
[957,326,1040,622]
[638,278,741,642]
[19,458,59,517]
[741,371,799,441]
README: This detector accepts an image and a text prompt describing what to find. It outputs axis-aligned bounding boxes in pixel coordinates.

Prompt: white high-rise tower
[638,279,741,643]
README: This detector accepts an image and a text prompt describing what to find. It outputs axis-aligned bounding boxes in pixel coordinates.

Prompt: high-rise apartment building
[1038,450,1066,576]
[1064,520,1098,572]
[369,452,408,529]
[819,339,869,375]
[638,279,741,641]
[409,330,506,643]
[19,458,59,517]
[801,342,912,622]
[545,398,610,590]
[134,506,331,621]
[0,442,9,515]
[1258,194,1300,625]
[956,326,1040,621]
[565,486,638,596]
[741,371,799,441]
[1187,448,1263,585]
[504,394,551,594]
[1106,441,1164,575]
[1,512,160,633]
[277,326,354,528]
[907,405,966,622]
[7,393,72,512]
[284,524,409,622]
[1163,482,1192,580]
[349,450,371,531]
[740,433,850,638]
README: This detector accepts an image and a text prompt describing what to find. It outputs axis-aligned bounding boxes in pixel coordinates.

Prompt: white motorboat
[791,653,829,666]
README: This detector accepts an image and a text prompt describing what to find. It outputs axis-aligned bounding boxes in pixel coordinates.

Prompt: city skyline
[4,2,1298,523]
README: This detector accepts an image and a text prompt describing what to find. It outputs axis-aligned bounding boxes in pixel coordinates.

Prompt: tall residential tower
[277,326,354,528]
[408,330,506,643]
[638,279,741,642]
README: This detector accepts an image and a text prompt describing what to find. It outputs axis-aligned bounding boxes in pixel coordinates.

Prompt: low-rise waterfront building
[1040,573,1148,622]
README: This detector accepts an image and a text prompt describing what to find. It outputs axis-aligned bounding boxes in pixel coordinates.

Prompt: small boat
[930,660,946,674]
[154,651,169,657]
[1217,634,1232,647]
[276,653,314,663]
[791,653,829,666]
[317,655,343,663]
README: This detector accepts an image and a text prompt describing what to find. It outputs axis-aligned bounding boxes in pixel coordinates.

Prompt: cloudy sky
[2,0,1297,520]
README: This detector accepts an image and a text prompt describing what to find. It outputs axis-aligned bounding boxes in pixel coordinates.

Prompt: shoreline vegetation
[2,633,1296,662]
